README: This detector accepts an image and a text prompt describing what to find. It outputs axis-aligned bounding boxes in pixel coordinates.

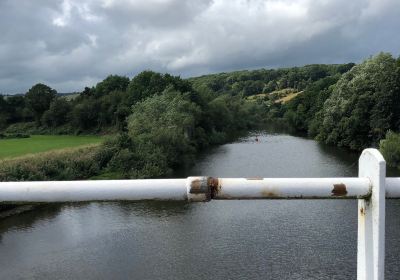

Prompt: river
[0,130,399,279]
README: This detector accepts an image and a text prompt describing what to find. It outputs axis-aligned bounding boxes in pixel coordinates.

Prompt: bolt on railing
[0,148,398,280]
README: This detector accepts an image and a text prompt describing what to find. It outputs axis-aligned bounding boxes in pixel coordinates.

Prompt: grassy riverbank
[0,135,103,159]
[0,144,101,181]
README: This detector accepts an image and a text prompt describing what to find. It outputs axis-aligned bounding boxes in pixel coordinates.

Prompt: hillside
[191,53,400,152]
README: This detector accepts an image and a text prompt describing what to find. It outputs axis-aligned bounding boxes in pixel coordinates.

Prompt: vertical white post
[358,149,386,280]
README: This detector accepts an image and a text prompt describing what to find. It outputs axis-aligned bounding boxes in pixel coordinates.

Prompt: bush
[0,145,101,181]
[127,90,200,168]
[0,133,30,139]
[380,131,400,169]
[4,121,74,135]
[108,148,138,175]
[5,122,37,134]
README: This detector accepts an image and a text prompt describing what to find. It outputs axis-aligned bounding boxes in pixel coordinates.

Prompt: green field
[0,135,103,159]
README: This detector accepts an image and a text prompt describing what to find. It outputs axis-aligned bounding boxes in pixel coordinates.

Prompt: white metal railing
[0,148,399,280]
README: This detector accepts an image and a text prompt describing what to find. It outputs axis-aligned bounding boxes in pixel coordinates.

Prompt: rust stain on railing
[331,183,348,197]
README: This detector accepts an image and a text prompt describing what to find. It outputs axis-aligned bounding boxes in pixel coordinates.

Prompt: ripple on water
[0,132,399,280]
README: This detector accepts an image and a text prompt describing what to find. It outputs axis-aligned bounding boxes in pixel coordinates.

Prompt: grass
[247,88,302,102]
[60,93,80,101]
[275,91,303,103]
[247,93,268,100]
[0,135,103,159]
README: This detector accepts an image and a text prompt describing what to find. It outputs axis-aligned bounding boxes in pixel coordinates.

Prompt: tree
[380,131,400,169]
[94,75,130,97]
[317,53,400,150]
[71,99,100,131]
[0,95,7,129]
[42,98,72,127]
[6,95,30,122]
[127,71,166,104]
[127,89,200,167]
[127,71,192,105]
[25,83,57,124]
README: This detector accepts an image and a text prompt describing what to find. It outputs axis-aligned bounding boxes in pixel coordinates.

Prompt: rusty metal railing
[0,148,398,280]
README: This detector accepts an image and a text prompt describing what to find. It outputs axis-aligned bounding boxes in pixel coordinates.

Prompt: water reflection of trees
[317,142,400,176]
[316,143,359,169]
[105,201,191,218]
[0,204,63,241]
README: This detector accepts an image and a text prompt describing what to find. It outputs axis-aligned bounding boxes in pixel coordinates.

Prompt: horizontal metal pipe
[386,178,400,198]
[0,179,188,203]
[213,178,372,199]
[2,177,400,203]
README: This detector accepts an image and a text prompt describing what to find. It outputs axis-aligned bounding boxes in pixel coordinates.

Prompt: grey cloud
[0,0,399,94]
[98,0,212,28]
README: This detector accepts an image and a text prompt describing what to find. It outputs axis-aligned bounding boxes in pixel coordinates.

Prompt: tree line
[0,71,265,180]
[2,52,400,180]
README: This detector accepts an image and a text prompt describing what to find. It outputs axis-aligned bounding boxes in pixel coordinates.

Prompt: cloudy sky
[1,0,399,93]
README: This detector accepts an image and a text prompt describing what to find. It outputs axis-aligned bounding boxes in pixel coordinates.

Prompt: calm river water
[1,131,399,279]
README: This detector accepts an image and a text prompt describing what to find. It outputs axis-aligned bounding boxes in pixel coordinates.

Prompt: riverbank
[0,205,37,219]
[0,144,101,181]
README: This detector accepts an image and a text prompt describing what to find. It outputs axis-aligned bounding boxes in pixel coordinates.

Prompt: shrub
[0,133,30,139]
[0,145,101,181]
[380,131,400,169]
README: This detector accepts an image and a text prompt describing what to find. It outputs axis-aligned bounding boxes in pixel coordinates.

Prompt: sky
[0,0,399,94]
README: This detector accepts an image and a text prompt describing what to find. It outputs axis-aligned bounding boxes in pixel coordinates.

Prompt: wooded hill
[190,52,400,151]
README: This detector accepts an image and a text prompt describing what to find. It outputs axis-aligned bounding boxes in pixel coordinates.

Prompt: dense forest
[1,52,400,180]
